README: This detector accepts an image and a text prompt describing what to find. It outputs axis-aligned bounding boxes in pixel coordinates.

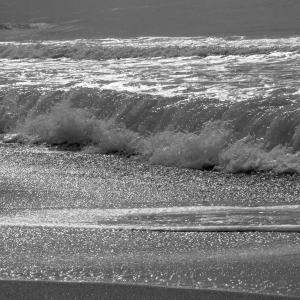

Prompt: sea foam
[10,96,299,174]
[1,37,300,174]
[1,37,300,60]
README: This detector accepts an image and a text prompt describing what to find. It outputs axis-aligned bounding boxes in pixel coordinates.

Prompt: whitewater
[0,36,300,173]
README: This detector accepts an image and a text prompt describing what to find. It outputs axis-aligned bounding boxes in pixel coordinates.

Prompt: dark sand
[0,280,298,300]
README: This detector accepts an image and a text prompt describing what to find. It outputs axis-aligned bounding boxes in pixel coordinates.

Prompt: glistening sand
[0,144,299,296]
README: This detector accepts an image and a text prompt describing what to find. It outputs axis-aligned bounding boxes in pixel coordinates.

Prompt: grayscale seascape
[0,0,300,298]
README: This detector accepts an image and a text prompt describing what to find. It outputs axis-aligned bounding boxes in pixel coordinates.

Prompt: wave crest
[10,98,299,174]
[1,39,300,60]
[21,101,140,155]
[143,122,231,169]
[221,140,300,173]
[0,23,51,31]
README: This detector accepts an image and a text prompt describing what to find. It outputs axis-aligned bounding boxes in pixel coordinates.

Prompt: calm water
[1,0,300,38]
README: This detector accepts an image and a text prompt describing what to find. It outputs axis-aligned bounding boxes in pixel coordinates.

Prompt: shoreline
[0,279,298,300]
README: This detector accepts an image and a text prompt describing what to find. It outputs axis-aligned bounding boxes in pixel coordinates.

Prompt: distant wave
[1,87,299,174]
[1,38,300,60]
[0,23,51,31]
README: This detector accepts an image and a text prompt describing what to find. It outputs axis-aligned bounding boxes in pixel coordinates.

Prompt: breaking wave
[1,87,299,174]
[2,37,300,60]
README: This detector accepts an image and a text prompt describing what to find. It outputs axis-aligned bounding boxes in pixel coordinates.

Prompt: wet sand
[0,279,298,300]
[0,144,299,296]
[1,144,299,211]
[0,225,300,295]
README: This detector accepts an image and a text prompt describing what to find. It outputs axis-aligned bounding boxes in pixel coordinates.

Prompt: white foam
[0,222,299,232]
[1,37,300,100]
[1,205,299,231]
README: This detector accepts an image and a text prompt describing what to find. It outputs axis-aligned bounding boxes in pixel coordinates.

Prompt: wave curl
[0,89,296,174]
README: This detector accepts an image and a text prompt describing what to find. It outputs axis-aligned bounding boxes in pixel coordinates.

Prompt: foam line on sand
[97,205,300,216]
[96,224,300,232]
[0,223,300,232]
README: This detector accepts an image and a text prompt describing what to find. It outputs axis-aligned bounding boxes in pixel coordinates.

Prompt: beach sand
[0,144,299,296]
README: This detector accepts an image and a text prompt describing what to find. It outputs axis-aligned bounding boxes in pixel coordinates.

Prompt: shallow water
[1,206,300,230]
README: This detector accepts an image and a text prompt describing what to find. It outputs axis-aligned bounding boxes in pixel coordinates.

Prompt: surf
[1,37,300,60]
[0,88,299,174]
[0,37,300,174]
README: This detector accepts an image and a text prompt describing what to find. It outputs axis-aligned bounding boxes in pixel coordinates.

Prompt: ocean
[0,0,300,297]
[1,36,300,173]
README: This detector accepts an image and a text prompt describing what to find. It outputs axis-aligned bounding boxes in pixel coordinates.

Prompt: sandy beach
[0,144,299,297]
